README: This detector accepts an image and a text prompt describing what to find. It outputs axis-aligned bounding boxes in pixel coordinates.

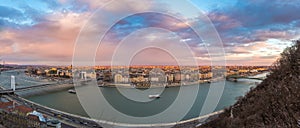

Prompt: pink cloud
[0,12,90,64]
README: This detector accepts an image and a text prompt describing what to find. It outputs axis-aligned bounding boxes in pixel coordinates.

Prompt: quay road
[4,94,102,128]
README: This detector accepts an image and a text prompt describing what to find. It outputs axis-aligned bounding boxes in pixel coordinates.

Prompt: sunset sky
[0,0,299,66]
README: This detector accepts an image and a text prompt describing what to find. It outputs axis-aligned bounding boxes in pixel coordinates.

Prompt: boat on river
[149,94,160,99]
[68,89,76,94]
[98,83,105,87]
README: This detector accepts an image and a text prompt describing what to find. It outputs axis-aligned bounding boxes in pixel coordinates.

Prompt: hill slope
[201,41,300,128]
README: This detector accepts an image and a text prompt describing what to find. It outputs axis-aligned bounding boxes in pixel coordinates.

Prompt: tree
[200,40,300,128]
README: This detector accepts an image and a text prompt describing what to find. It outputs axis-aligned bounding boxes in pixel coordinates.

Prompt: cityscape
[25,65,269,87]
[1,0,300,128]
[0,64,270,127]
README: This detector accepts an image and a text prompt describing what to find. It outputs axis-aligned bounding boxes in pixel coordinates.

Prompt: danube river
[0,70,263,123]
[26,80,260,121]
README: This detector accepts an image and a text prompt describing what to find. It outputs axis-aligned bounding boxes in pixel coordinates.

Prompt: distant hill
[200,41,300,128]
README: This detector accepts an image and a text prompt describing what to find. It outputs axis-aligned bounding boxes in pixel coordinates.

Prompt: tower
[11,75,16,91]
[80,71,87,80]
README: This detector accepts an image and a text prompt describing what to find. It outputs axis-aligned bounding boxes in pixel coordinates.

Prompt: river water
[0,70,263,124]
[26,80,259,122]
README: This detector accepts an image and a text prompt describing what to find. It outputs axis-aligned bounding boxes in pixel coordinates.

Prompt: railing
[90,110,224,127]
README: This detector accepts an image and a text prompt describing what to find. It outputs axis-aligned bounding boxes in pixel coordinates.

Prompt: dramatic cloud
[208,0,300,42]
[0,10,90,65]
[0,5,35,28]
[0,0,299,66]
[203,0,300,65]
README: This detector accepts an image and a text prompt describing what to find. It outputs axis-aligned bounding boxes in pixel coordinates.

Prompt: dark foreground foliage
[200,41,300,128]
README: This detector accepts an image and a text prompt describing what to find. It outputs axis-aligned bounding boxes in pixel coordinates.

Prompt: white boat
[98,83,105,87]
[68,89,76,94]
[149,94,160,99]
[131,83,136,88]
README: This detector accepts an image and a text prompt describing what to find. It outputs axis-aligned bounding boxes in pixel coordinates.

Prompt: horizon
[1,63,273,67]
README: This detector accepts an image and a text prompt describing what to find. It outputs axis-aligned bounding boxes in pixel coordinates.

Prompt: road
[5,94,102,128]
[0,69,102,128]
[0,88,102,128]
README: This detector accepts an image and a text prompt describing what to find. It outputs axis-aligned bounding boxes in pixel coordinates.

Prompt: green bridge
[226,74,266,81]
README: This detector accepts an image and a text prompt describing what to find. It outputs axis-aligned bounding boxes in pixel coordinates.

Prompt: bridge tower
[80,71,87,80]
[11,75,16,91]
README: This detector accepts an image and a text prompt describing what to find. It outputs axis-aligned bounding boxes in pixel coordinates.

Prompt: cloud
[0,10,90,64]
[221,0,300,27]
[207,12,241,31]
[1,0,299,66]
[207,0,300,46]
[201,0,300,65]
[0,6,22,18]
[0,5,34,28]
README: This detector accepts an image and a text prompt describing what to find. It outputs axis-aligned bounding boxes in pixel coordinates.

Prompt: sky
[0,0,299,66]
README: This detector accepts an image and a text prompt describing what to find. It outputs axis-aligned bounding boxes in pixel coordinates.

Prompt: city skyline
[0,0,299,66]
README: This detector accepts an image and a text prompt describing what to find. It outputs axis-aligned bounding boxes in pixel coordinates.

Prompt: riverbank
[17,84,74,97]
[19,74,261,97]
[19,80,210,97]
[101,77,226,89]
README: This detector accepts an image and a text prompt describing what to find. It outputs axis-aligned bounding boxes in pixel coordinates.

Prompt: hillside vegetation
[200,40,300,128]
